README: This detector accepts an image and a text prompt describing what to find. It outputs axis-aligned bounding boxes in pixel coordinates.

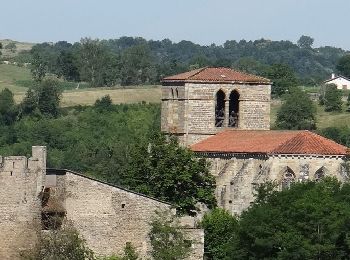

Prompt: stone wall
[50,171,203,259]
[0,147,46,260]
[161,82,271,146]
[205,153,346,215]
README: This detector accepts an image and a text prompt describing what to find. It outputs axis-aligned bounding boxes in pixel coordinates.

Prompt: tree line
[9,36,350,88]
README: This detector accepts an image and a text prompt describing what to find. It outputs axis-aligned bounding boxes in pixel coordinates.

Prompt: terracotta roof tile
[162,67,270,84]
[191,130,347,155]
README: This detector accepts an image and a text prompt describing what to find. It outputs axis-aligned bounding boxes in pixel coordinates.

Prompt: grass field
[1,63,350,128]
[0,64,162,106]
[0,64,31,92]
[271,100,350,129]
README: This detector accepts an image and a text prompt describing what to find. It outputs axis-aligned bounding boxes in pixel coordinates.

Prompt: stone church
[161,67,348,215]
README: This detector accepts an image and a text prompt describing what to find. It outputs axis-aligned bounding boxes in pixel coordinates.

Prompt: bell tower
[161,67,271,146]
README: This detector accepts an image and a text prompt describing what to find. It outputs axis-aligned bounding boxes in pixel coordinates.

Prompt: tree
[323,84,343,112]
[276,87,316,130]
[123,133,216,216]
[94,95,113,111]
[20,88,38,116]
[0,88,17,125]
[336,55,350,78]
[297,35,314,49]
[77,38,119,87]
[36,79,63,117]
[149,210,192,260]
[232,178,350,259]
[201,208,238,259]
[265,64,298,97]
[30,52,48,82]
[4,42,17,53]
[120,44,156,85]
[21,224,94,260]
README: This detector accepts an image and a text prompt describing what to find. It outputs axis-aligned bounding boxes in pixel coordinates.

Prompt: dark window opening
[229,200,232,204]
[171,89,174,99]
[121,203,126,208]
[315,167,325,182]
[228,90,239,127]
[215,90,225,127]
[282,167,295,190]
[176,88,179,99]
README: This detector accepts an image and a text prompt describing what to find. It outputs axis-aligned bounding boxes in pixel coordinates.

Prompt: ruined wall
[206,154,346,215]
[161,82,271,146]
[52,171,203,259]
[0,147,46,260]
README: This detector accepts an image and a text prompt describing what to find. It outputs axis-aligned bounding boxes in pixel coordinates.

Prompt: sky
[1,0,350,50]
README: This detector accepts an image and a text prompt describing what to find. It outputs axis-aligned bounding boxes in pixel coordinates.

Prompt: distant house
[324,73,350,90]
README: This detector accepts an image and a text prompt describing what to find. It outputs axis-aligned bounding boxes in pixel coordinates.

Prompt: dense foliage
[21,224,94,260]
[149,210,192,260]
[11,36,349,87]
[123,133,216,215]
[318,126,350,147]
[337,55,350,78]
[202,179,350,259]
[0,89,215,214]
[201,208,238,259]
[323,84,343,112]
[275,87,316,130]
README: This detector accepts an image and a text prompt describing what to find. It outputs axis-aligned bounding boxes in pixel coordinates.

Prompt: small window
[121,203,126,208]
[176,88,179,99]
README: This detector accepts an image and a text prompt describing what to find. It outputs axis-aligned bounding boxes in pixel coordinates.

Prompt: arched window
[228,90,239,127]
[176,88,179,99]
[282,167,295,190]
[171,89,174,99]
[315,167,325,182]
[215,90,225,127]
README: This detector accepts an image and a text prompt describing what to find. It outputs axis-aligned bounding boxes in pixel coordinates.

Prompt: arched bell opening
[215,90,226,127]
[228,90,240,128]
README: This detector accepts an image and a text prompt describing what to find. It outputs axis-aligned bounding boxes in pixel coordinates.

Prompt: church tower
[161,67,272,146]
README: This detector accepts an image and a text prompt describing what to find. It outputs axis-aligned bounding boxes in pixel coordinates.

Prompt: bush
[276,87,316,130]
[149,210,192,260]
[21,224,94,260]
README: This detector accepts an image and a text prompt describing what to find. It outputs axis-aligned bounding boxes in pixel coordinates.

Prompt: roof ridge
[187,67,208,80]
[270,131,303,153]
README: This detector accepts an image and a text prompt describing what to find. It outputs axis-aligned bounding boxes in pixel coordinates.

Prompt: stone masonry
[0,148,204,259]
[203,153,347,215]
[0,146,46,260]
[162,69,271,146]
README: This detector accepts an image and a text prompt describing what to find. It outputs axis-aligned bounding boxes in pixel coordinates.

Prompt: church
[161,67,348,215]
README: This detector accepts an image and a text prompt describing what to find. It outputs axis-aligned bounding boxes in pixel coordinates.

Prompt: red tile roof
[191,130,347,155]
[162,67,270,84]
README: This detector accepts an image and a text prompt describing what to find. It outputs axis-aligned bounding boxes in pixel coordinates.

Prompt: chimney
[332,73,335,79]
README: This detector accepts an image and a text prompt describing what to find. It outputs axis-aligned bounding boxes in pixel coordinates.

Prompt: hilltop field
[0,64,161,106]
[1,59,350,130]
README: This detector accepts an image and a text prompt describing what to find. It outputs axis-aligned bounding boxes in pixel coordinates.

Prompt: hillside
[0,39,35,59]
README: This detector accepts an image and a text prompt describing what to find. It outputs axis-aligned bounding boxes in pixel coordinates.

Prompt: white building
[324,73,350,90]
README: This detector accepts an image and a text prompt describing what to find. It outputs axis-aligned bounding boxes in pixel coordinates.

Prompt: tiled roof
[191,130,347,155]
[162,67,270,84]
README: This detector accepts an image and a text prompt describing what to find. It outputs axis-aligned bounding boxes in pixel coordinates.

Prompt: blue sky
[2,0,349,50]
